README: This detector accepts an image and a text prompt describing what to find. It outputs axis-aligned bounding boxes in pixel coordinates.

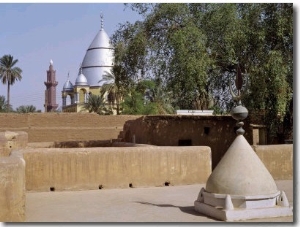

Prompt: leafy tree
[16,105,38,113]
[112,4,213,110]
[237,3,293,141]
[139,79,174,114]
[115,3,293,142]
[0,55,22,110]
[111,21,147,83]
[122,90,146,115]
[121,79,175,115]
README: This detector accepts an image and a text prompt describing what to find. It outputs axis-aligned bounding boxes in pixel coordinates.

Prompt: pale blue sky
[0,2,298,112]
[0,3,142,111]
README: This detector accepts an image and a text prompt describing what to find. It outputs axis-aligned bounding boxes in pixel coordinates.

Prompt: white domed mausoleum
[61,14,115,113]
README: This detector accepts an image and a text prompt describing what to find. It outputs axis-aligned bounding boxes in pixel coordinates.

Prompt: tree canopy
[16,105,39,113]
[112,3,293,142]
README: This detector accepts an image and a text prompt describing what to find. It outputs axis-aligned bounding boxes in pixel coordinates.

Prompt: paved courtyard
[25,180,294,223]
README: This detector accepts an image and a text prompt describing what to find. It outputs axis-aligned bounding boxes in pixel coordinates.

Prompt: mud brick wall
[23,146,212,192]
[0,113,140,142]
[254,144,293,180]
[121,115,253,169]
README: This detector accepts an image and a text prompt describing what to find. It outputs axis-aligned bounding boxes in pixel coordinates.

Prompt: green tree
[115,3,293,141]
[122,89,158,115]
[122,90,146,115]
[138,79,174,114]
[0,95,11,112]
[83,93,108,115]
[143,4,211,109]
[16,105,37,113]
[100,69,127,115]
[237,3,293,141]
[112,4,212,110]
[0,55,22,110]
[121,79,174,115]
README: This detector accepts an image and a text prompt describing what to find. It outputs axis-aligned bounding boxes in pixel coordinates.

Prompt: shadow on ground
[134,201,219,221]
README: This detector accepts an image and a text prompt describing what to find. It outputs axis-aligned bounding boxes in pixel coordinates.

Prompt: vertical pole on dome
[100,12,104,30]
[230,64,248,135]
[78,63,82,75]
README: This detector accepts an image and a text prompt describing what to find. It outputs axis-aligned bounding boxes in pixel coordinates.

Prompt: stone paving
[25,180,294,223]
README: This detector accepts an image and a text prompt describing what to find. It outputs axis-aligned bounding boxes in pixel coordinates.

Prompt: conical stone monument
[194,65,293,221]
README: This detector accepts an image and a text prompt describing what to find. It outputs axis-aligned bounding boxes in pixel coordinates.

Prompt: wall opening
[204,127,210,135]
[165,181,170,186]
[99,185,103,190]
[50,187,55,192]
[178,139,192,146]
[129,183,133,188]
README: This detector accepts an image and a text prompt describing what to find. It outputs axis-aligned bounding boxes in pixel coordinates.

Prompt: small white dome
[63,79,74,91]
[75,72,88,86]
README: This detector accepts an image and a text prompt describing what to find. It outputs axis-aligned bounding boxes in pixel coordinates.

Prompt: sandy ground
[25,180,294,223]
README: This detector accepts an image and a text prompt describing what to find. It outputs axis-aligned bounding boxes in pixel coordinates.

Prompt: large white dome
[81,17,114,86]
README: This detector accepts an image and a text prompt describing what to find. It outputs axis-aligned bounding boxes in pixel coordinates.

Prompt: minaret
[44,59,58,112]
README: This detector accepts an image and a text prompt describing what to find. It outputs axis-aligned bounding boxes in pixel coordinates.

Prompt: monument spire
[230,64,248,135]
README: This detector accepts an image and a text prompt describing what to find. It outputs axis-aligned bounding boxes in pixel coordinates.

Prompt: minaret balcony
[44,81,58,86]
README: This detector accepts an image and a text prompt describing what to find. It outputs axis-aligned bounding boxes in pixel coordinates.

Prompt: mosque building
[61,14,115,113]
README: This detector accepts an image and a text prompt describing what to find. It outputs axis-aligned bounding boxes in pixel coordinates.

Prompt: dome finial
[100,12,104,30]
[50,59,53,65]
[230,63,248,135]
[67,71,70,79]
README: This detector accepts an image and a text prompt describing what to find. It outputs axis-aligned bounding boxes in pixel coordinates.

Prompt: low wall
[254,144,293,180]
[0,113,140,142]
[23,146,212,192]
[0,151,26,222]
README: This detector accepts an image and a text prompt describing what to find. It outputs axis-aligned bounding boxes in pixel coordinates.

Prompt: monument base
[194,188,293,221]
[195,201,293,221]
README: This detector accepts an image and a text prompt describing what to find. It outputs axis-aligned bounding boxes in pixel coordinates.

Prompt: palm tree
[100,70,127,115]
[16,105,37,113]
[83,93,107,114]
[0,55,22,110]
[138,79,175,114]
